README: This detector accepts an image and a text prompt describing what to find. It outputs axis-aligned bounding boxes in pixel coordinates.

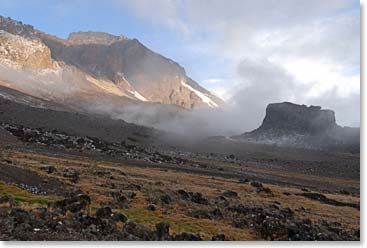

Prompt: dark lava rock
[232,219,248,229]
[156,222,170,240]
[227,203,357,241]
[177,189,190,200]
[190,192,208,205]
[123,220,156,240]
[51,194,91,214]
[173,232,202,241]
[227,204,249,214]
[41,166,56,174]
[111,212,128,223]
[254,186,272,194]
[160,194,172,205]
[147,204,156,211]
[189,208,222,220]
[63,170,80,183]
[126,192,137,199]
[222,190,238,198]
[212,234,226,241]
[10,208,31,224]
[31,208,47,219]
[227,154,235,160]
[111,192,129,209]
[189,209,211,219]
[250,181,263,188]
[96,206,112,219]
[125,183,141,191]
[238,177,249,184]
[297,192,359,209]
[0,195,14,206]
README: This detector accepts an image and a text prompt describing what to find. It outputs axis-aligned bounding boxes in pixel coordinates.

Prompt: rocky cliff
[235,102,359,152]
[257,102,337,135]
[0,30,55,69]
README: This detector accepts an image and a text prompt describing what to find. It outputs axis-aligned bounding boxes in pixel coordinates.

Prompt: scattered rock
[222,190,238,198]
[126,192,137,199]
[96,206,112,219]
[190,192,208,205]
[0,195,14,207]
[238,177,249,184]
[297,192,359,209]
[212,234,226,241]
[173,232,202,241]
[111,212,128,223]
[63,170,80,183]
[147,204,156,211]
[125,183,141,191]
[189,208,222,220]
[254,186,272,194]
[111,192,129,209]
[160,194,172,205]
[123,220,155,240]
[156,222,170,240]
[41,166,56,174]
[250,181,263,188]
[232,219,248,229]
[50,194,90,214]
[177,189,190,200]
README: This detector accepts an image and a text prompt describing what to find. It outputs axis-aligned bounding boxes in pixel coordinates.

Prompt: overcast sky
[1,0,360,128]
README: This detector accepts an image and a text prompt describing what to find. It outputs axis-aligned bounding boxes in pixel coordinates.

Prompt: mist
[87,57,359,139]
[0,55,359,140]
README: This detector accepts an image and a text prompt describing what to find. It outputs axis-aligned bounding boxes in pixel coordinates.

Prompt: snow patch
[128,89,147,101]
[181,80,218,108]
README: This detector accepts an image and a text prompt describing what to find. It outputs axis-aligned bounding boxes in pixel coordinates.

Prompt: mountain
[233,102,359,152]
[0,16,223,113]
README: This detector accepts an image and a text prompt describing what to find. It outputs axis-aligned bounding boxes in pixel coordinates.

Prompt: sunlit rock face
[0,30,56,70]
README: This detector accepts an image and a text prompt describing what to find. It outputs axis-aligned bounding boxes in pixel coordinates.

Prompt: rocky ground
[0,121,360,241]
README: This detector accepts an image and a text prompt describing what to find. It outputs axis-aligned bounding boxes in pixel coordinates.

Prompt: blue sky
[0,0,360,127]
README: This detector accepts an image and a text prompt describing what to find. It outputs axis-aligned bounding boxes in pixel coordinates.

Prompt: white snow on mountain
[181,80,218,108]
[128,89,147,101]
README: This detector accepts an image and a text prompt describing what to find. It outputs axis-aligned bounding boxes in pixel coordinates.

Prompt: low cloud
[104,57,359,137]
[120,0,360,130]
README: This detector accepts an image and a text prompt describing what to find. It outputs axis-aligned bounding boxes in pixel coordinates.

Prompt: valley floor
[0,127,360,241]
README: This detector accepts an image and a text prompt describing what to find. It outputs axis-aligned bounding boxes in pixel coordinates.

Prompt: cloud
[121,0,189,35]
[119,0,359,128]
[227,58,360,131]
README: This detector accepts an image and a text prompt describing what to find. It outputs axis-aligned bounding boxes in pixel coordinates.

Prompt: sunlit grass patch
[0,181,62,206]
[119,207,255,240]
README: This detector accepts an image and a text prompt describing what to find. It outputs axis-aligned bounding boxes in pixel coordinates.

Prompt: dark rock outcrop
[258,102,337,135]
[236,102,359,152]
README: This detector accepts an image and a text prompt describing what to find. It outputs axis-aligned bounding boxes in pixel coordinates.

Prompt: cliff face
[236,102,359,152]
[0,16,222,110]
[258,102,337,135]
[67,31,128,45]
[0,30,55,69]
